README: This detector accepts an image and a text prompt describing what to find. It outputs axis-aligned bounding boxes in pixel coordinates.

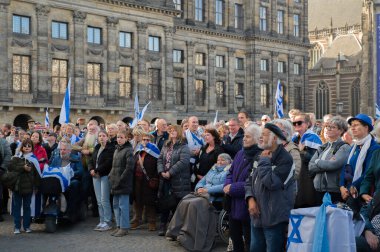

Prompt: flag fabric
[135,142,160,159]
[45,108,50,128]
[376,103,380,119]
[129,93,140,128]
[275,80,284,118]
[213,110,218,126]
[59,78,71,124]
[138,102,151,121]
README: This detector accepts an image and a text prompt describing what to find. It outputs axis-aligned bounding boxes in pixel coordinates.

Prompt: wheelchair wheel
[217,209,229,244]
[45,216,57,233]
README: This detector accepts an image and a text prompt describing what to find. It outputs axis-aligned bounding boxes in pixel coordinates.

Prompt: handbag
[157,191,177,212]
[138,154,159,190]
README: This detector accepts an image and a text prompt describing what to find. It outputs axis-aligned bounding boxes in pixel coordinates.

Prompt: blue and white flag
[45,108,50,128]
[59,78,71,124]
[213,110,218,126]
[129,93,140,128]
[135,142,160,159]
[275,80,284,118]
[376,103,380,119]
[138,101,151,121]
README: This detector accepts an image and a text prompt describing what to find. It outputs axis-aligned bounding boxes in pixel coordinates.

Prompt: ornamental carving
[186,41,196,48]
[228,48,235,56]
[0,3,9,13]
[51,44,70,52]
[208,44,216,52]
[107,17,119,27]
[195,68,206,75]
[146,53,161,62]
[136,22,148,33]
[215,71,226,77]
[235,72,245,79]
[87,47,103,56]
[119,52,133,59]
[164,26,174,37]
[36,4,50,17]
[11,38,32,48]
[271,51,279,57]
[173,67,184,74]
[254,49,261,55]
[73,11,87,24]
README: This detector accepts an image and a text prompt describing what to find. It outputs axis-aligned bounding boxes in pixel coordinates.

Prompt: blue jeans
[113,194,130,229]
[250,222,287,252]
[93,176,112,223]
[12,192,32,230]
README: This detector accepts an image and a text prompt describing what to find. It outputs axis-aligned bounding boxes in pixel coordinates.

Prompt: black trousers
[229,217,250,252]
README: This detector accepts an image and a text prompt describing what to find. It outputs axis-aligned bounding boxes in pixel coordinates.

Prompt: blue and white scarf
[135,142,160,159]
[42,163,74,192]
[16,152,41,177]
[293,129,322,150]
[185,129,204,151]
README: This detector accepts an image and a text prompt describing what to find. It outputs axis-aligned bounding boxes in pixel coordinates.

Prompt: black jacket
[109,142,134,195]
[222,131,243,159]
[89,142,116,177]
[152,131,169,151]
[196,144,224,177]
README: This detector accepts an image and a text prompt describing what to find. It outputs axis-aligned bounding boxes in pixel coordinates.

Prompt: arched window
[351,79,360,115]
[316,81,329,119]
[309,43,323,68]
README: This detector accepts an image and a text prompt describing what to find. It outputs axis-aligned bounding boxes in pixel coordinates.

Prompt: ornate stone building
[0,0,309,127]
[307,0,374,118]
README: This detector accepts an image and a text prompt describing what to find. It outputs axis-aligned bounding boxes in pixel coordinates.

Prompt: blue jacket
[152,130,169,151]
[195,164,229,201]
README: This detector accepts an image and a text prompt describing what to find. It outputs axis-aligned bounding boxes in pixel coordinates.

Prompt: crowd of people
[0,109,380,251]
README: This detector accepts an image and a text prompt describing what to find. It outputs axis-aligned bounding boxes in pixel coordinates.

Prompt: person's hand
[340,186,349,201]
[298,143,305,151]
[197,175,203,180]
[248,198,260,218]
[223,184,231,194]
[365,230,379,250]
[192,149,200,155]
[161,171,171,179]
[197,188,208,194]
[362,194,373,204]
[24,164,31,172]
[90,170,96,177]
[82,149,90,155]
[261,150,272,158]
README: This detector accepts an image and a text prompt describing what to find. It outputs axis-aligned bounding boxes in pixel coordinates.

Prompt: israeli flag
[213,110,218,126]
[135,142,160,159]
[376,103,380,119]
[59,78,71,124]
[129,93,140,128]
[138,101,151,121]
[45,108,50,128]
[275,80,284,118]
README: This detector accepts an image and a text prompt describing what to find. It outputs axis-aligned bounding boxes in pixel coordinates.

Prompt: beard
[258,134,274,150]
[83,132,97,149]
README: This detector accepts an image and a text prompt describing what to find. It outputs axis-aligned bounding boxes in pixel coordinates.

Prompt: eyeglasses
[325,125,338,130]
[43,131,49,134]
[23,145,32,148]
[292,121,304,126]
[142,139,150,141]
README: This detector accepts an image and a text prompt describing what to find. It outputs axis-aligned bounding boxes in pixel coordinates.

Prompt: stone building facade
[0,0,309,127]
[306,0,374,118]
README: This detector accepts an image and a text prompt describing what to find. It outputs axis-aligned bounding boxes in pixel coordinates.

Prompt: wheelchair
[212,199,230,244]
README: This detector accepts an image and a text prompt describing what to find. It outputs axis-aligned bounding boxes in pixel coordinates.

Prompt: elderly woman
[309,116,350,204]
[224,124,262,252]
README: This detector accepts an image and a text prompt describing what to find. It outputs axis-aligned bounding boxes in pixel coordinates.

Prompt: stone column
[208,44,216,111]
[253,49,262,114]
[0,1,10,100]
[245,51,254,114]
[186,41,195,111]
[136,22,147,101]
[271,0,277,35]
[35,4,50,103]
[164,26,174,109]
[106,17,119,105]
[288,54,295,110]
[227,48,235,113]
[207,0,215,29]
[271,51,279,114]
[72,11,87,104]
[227,1,235,32]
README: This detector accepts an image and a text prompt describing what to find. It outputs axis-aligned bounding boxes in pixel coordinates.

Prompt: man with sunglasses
[292,113,322,208]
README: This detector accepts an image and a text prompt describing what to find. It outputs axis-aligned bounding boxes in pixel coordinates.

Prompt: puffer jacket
[157,141,191,199]
[245,144,295,228]
[88,142,115,177]
[109,142,134,195]
[9,156,40,195]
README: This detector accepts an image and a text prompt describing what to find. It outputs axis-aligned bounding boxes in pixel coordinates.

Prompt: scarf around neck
[348,134,372,182]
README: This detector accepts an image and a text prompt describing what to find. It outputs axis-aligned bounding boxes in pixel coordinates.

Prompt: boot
[158,223,166,236]
[110,227,119,236]
[113,228,128,237]
[148,223,156,231]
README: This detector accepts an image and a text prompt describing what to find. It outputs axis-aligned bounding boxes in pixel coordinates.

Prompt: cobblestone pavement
[0,214,226,252]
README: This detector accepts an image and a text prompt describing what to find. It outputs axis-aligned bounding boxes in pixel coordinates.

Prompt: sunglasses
[23,145,32,148]
[43,131,49,134]
[292,121,304,126]
[142,139,150,141]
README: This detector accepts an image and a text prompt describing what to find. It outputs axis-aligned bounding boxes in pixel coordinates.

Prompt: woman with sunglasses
[31,131,48,173]
[9,139,41,234]
[131,132,160,231]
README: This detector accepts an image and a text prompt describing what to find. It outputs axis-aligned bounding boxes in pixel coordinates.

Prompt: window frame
[294,14,300,37]
[173,49,184,63]
[174,77,185,105]
[277,61,286,73]
[215,0,224,26]
[195,52,206,66]
[119,31,132,48]
[52,59,68,94]
[12,55,31,92]
[215,55,225,68]
[148,68,162,100]
[87,62,102,96]
[13,15,31,35]
[260,59,269,71]
[259,7,267,31]
[195,0,204,22]
[235,57,244,70]
[260,83,270,108]
[119,66,132,98]
[277,10,284,34]
[52,21,68,40]
[148,36,160,52]
[216,81,226,107]
[234,3,244,30]
[87,26,102,45]
[195,79,206,106]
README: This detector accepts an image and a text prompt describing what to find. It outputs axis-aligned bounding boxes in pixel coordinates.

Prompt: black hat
[264,123,287,141]
[27,119,35,123]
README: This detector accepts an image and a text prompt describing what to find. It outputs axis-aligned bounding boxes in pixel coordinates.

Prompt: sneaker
[110,228,119,236]
[99,224,112,231]
[94,222,105,231]
[25,228,32,233]
[113,228,128,237]
[14,228,21,234]
[166,236,176,241]
[227,238,233,252]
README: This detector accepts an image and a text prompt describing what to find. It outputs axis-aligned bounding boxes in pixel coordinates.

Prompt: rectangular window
[235,83,244,96]
[260,59,269,71]
[294,14,300,37]
[216,81,226,107]
[277,10,284,34]
[259,7,267,31]
[235,4,244,29]
[195,53,205,66]
[119,32,132,48]
[87,63,101,96]
[13,15,30,35]
[119,66,132,98]
[148,69,162,100]
[215,0,224,26]
[173,0,183,17]
[148,36,160,52]
[294,63,300,75]
[87,26,102,44]
[260,83,270,108]
[295,86,302,109]
[52,59,68,94]
[12,55,30,92]
[195,80,206,106]
[215,55,224,68]
[52,21,68,40]
[278,61,286,73]
[235,58,244,70]
[173,50,184,63]
[195,0,204,22]
[174,77,185,105]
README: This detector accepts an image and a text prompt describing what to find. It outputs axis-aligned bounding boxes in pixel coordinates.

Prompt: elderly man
[152,118,169,151]
[27,119,35,132]
[245,123,295,252]
[50,140,83,220]
[260,115,271,126]
[222,118,243,159]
